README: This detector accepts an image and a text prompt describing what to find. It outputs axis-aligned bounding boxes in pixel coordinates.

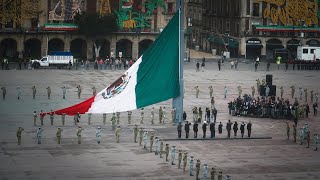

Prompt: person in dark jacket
[212,108,217,122]
[185,121,191,138]
[247,121,252,138]
[306,104,310,117]
[226,120,232,138]
[177,122,182,138]
[210,122,215,138]
[193,122,198,138]
[233,121,238,137]
[205,108,211,123]
[202,121,207,138]
[183,111,187,121]
[218,122,223,134]
[240,122,245,138]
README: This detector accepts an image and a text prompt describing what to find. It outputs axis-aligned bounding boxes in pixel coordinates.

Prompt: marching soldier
[189,156,194,176]
[182,152,188,172]
[299,127,304,145]
[115,126,121,143]
[165,144,169,161]
[76,85,82,99]
[140,108,144,124]
[290,85,295,99]
[163,107,166,123]
[306,131,311,148]
[76,126,83,144]
[143,131,148,149]
[217,171,223,180]
[251,86,255,97]
[209,86,213,98]
[116,112,120,124]
[111,113,116,130]
[256,78,261,93]
[46,86,51,99]
[61,86,67,99]
[293,124,297,143]
[32,86,36,99]
[192,106,198,122]
[33,111,38,126]
[211,97,215,109]
[87,113,92,125]
[196,159,201,180]
[56,128,63,144]
[151,107,155,124]
[224,86,228,99]
[103,113,107,125]
[304,89,308,102]
[178,150,182,169]
[280,86,284,99]
[40,110,45,126]
[49,111,54,125]
[195,86,199,98]
[1,87,6,100]
[311,90,314,103]
[299,87,303,100]
[149,132,154,152]
[203,164,208,180]
[139,128,143,146]
[286,121,290,140]
[211,167,216,180]
[237,86,242,97]
[92,86,96,96]
[159,107,163,123]
[154,137,160,155]
[171,145,176,165]
[36,127,43,144]
[96,127,102,144]
[16,127,24,145]
[16,86,22,100]
[160,140,164,158]
[172,108,176,122]
[61,113,66,126]
[133,124,138,143]
[314,134,319,151]
[127,111,132,124]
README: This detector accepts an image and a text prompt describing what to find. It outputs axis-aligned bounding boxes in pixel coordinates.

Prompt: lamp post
[187,17,192,62]
[299,20,305,46]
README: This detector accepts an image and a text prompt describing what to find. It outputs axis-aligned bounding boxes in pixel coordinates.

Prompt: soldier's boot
[166,155,169,162]
[34,120,36,126]
[51,120,53,126]
[78,137,81,144]
[18,137,21,145]
[178,162,181,169]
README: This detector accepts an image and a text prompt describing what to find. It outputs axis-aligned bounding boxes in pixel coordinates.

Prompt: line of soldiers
[177,120,253,139]
[134,125,230,180]
[286,122,319,151]
[16,125,122,145]
[194,86,228,100]
[0,85,98,100]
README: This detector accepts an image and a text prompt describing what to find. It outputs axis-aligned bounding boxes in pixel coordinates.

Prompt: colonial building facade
[0,0,176,60]
[189,0,320,60]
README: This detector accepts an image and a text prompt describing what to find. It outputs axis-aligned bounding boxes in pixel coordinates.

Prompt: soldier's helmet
[97,127,101,129]
[38,127,41,129]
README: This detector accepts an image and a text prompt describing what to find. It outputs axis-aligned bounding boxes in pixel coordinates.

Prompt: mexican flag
[52,12,180,115]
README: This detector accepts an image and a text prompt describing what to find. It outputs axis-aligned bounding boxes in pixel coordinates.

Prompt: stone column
[87,39,93,60]
[261,38,267,57]
[240,37,246,58]
[132,39,139,59]
[110,37,117,58]
[17,36,24,58]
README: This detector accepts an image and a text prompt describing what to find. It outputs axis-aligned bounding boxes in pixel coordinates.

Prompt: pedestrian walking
[314,134,319,151]
[203,164,208,180]
[1,87,6,100]
[16,86,22,100]
[224,86,228,99]
[212,108,217,122]
[165,144,169,161]
[233,121,238,137]
[133,124,138,143]
[33,111,38,126]
[210,122,215,138]
[96,127,102,144]
[195,86,199,98]
[218,122,223,134]
[76,126,83,144]
[306,131,311,148]
[61,86,67,99]
[247,121,252,138]
[286,121,290,140]
[177,122,182,138]
[36,127,43,144]
[226,120,232,138]
[32,86,36,99]
[56,128,63,144]
[183,152,188,172]
[115,126,121,143]
[46,86,51,99]
[76,85,82,99]
[178,150,182,168]
[189,156,194,176]
[149,132,154,152]
[209,86,213,98]
[202,121,207,138]
[16,127,24,145]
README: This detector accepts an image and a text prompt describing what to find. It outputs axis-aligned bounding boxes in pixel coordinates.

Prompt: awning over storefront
[208,34,239,48]
[254,25,320,33]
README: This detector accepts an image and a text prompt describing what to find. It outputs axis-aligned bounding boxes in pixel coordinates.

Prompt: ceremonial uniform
[115,126,121,143]
[32,86,36,99]
[56,128,63,144]
[16,127,24,145]
[76,127,83,144]
[46,86,51,99]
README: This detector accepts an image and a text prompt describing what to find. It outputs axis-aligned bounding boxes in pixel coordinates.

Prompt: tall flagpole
[173,0,184,123]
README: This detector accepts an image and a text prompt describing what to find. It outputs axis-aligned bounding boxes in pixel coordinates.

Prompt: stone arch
[93,39,111,59]
[306,39,320,47]
[0,38,18,59]
[138,39,153,57]
[116,39,133,58]
[286,39,300,59]
[266,38,283,60]
[246,38,262,60]
[24,38,41,59]
[48,38,65,53]
[70,38,87,59]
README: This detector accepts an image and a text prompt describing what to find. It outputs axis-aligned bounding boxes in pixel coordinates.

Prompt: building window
[252,3,260,17]
[5,20,13,28]
[226,21,230,31]
[167,2,173,13]
[246,0,250,15]
[303,49,308,54]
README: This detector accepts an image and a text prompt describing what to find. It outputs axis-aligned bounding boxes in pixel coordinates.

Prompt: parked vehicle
[31,51,73,68]
[297,46,320,60]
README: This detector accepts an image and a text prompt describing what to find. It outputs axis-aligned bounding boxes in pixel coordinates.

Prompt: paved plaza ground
[0,61,320,180]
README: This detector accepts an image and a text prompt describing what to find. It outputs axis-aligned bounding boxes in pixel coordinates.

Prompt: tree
[74,13,118,59]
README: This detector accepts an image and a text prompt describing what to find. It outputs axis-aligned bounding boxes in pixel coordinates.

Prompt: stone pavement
[0,62,320,179]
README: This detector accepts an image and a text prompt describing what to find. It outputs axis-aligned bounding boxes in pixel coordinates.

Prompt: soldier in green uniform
[314,134,319,151]
[1,87,6,100]
[290,85,295,99]
[251,86,255,97]
[299,127,304,145]
[182,151,188,172]
[256,78,261,93]
[311,90,314,103]
[115,126,121,143]
[56,128,63,144]
[196,159,201,180]
[163,107,166,123]
[237,86,242,97]
[159,107,163,123]
[133,124,138,143]
[46,86,51,99]
[16,86,22,100]
[151,107,155,124]
[211,167,216,180]
[160,140,164,158]
[16,127,24,145]
[76,126,83,144]
[61,86,67,99]
[116,112,120,124]
[76,85,82,99]
[149,132,154,152]
[33,111,38,126]
[165,144,169,161]
[127,111,132,124]
[177,149,182,169]
[87,113,92,125]
[111,113,116,130]
[304,89,308,102]
[306,131,311,148]
[195,86,199,98]
[103,113,107,125]
[32,86,36,99]
[217,171,223,180]
[49,111,54,125]
[280,86,284,99]
[92,86,96,96]
[293,124,297,143]
[286,121,290,140]
[172,108,176,122]
[139,128,143,146]
[140,108,144,124]
[209,86,213,98]
[61,113,66,126]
